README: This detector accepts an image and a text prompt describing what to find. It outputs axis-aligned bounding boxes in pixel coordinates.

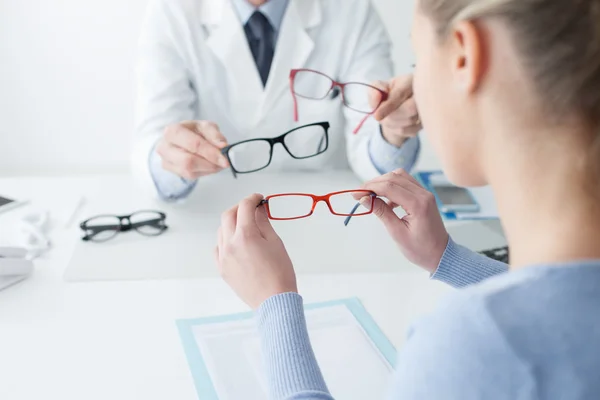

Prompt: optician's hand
[370,75,422,147]
[215,194,298,309]
[156,120,230,180]
[361,169,449,273]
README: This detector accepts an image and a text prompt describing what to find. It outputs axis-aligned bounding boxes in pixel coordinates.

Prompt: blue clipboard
[176,297,397,399]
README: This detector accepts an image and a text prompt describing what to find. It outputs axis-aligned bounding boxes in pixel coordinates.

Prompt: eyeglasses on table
[289,69,388,134]
[220,121,330,178]
[258,190,377,225]
[80,210,168,242]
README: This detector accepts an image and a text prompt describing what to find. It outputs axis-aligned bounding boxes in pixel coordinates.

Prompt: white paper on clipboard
[188,305,393,400]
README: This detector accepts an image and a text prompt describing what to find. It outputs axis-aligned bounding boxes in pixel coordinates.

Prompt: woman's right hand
[362,169,449,273]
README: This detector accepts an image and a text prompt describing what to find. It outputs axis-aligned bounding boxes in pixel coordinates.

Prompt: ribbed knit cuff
[257,293,329,399]
[431,238,509,288]
[368,128,421,174]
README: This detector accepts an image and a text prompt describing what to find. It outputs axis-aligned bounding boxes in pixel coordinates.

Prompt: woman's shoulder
[389,262,600,399]
[389,288,534,399]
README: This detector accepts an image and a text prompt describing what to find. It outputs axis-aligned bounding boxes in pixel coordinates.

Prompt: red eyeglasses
[289,69,388,134]
[259,190,377,225]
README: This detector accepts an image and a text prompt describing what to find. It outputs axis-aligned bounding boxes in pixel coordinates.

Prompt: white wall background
[0,0,417,176]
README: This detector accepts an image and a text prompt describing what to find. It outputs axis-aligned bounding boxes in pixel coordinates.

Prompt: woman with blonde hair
[215,0,600,398]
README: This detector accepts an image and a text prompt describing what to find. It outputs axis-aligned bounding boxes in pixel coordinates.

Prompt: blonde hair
[421,0,600,175]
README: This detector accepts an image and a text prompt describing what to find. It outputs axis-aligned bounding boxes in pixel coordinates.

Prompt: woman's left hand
[215,193,298,309]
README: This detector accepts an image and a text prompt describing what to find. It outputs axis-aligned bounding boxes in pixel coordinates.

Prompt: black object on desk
[480,246,509,264]
[80,210,168,242]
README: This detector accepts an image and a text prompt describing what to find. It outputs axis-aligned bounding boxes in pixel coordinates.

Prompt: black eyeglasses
[79,210,168,242]
[221,122,330,178]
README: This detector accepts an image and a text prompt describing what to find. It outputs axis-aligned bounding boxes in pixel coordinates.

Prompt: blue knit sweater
[256,239,600,399]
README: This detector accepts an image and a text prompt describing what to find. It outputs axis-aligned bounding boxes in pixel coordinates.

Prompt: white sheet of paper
[0,275,27,291]
[192,305,392,400]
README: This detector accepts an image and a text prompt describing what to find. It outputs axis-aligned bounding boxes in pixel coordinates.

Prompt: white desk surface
[0,172,451,400]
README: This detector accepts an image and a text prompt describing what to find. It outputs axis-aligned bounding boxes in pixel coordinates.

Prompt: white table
[0,173,451,400]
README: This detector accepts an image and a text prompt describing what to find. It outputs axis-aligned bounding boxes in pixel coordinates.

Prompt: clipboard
[176,297,396,400]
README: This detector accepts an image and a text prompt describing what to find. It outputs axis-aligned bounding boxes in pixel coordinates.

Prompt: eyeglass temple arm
[353,91,389,134]
[130,218,166,230]
[290,75,299,121]
[344,193,377,226]
[81,224,121,241]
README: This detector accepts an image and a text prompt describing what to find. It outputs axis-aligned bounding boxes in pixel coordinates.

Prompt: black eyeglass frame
[79,210,168,242]
[220,121,330,178]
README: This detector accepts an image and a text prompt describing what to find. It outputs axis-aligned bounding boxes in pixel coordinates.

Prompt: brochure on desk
[176,298,396,400]
[414,171,499,221]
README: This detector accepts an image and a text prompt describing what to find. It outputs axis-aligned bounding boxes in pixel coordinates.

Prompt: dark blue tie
[244,11,275,87]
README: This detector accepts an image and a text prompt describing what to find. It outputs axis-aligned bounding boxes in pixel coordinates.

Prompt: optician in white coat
[132,0,422,200]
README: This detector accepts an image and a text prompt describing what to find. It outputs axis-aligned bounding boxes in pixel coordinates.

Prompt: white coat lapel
[203,0,265,127]
[260,0,321,117]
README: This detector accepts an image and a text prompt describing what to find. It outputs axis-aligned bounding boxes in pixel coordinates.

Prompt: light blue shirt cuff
[368,128,421,174]
[148,142,197,201]
[431,238,509,288]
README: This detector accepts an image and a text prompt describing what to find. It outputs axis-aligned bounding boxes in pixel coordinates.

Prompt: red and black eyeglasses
[289,69,388,134]
[259,190,377,226]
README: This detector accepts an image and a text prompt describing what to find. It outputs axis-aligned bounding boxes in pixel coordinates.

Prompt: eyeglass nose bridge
[310,195,336,215]
[117,216,132,232]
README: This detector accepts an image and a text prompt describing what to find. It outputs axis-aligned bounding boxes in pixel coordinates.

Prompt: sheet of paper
[189,305,393,400]
[0,275,27,291]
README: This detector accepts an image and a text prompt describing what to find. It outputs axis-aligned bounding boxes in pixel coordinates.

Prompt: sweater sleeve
[256,293,333,400]
[431,238,509,288]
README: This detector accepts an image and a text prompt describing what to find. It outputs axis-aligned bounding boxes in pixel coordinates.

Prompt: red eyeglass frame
[259,190,376,221]
[289,69,389,134]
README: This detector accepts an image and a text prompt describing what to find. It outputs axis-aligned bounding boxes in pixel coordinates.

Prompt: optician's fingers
[158,145,222,179]
[164,124,229,168]
[396,125,422,138]
[369,80,390,111]
[221,205,238,239]
[236,194,264,234]
[374,79,413,121]
[394,97,419,121]
[184,120,229,148]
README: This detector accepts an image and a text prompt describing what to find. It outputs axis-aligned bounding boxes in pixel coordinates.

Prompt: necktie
[244,11,275,87]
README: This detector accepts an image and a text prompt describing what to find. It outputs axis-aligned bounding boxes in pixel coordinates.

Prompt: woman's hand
[215,193,298,309]
[363,169,449,273]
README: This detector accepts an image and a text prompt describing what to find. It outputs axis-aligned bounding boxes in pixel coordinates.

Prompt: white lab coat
[132,0,394,194]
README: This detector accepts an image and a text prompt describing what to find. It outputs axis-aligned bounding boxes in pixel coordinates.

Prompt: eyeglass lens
[227,124,327,173]
[83,215,121,242]
[227,140,272,173]
[292,70,334,100]
[292,70,381,113]
[266,191,373,219]
[283,124,328,158]
[267,195,314,219]
[130,211,167,236]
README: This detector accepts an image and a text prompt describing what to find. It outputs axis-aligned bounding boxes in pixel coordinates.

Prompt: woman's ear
[449,20,486,94]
